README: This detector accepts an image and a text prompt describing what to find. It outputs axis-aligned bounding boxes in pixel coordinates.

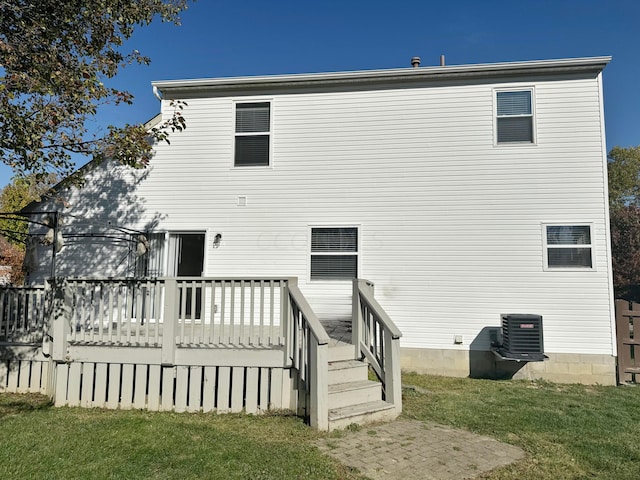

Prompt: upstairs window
[496,90,534,144]
[310,227,358,280]
[235,102,270,166]
[544,224,593,269]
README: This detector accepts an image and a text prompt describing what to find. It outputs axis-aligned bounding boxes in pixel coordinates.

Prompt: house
[25,55,616,388]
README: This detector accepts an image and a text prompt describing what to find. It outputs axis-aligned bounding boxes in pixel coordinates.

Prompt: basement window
[310,227,358,280]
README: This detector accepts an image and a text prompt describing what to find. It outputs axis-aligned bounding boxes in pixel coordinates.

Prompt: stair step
[328,360,369,385]
[328,400,398,431]
[328,343,356,362]
[328,380,382,409]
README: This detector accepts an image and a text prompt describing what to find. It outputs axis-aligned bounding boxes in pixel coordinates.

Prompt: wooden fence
[0,285,51,394]
[615,299,640,383]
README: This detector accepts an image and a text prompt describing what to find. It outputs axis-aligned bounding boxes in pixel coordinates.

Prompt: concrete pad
[316,419,524,479]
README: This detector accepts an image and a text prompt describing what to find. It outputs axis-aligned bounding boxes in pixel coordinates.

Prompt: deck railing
[57,277,288,347]
[0,285,47,344]
[287,278,330,430]
[352,279,402,414]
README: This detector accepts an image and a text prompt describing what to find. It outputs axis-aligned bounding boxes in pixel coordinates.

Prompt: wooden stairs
[326,343,398,431]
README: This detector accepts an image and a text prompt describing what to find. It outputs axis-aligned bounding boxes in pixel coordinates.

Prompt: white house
[27,55,616,385]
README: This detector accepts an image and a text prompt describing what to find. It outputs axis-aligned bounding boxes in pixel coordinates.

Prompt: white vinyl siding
[234,102,270,166]
[543,224,594,270]
[310,227,358,280]
[35,69,613,358]
[496,89,534,143]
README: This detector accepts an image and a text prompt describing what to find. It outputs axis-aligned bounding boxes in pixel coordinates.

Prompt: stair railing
[352,279,403,414]
[286,277,330,430]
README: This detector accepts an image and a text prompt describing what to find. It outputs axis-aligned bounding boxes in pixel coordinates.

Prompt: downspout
[153,85,163,101]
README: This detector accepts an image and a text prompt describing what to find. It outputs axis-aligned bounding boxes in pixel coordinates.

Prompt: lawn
[402,373,640,479]
[0,394,363,480]
[1,375,639,479]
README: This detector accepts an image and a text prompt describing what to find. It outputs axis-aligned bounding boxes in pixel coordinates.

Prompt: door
[169,233,205,319]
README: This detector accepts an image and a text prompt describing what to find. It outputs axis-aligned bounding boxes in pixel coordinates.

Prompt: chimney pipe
[410,56,421,68]
[440,55,446,66]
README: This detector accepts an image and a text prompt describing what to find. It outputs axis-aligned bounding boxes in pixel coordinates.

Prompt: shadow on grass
[0,393,52,417]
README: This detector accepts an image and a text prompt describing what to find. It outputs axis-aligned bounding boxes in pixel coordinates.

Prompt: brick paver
[316,419,524,479]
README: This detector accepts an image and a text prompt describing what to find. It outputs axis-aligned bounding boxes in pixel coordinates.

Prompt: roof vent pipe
[440,55,446,66]
[410,56,421,68]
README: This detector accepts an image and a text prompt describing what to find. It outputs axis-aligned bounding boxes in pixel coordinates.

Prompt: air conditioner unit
[496,314,545,361]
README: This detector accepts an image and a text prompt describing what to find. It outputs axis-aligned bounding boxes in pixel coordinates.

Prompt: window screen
[235,102,270,166]
[497,90,533,143]
[545,225,593,268]
[310,227,358,279]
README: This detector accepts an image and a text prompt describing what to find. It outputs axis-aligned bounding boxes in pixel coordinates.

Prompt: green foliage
[0,174,57,248]
[610,205,640,299]
[0,0,189,179]
[608,146,640,208]
[607,146,640,298]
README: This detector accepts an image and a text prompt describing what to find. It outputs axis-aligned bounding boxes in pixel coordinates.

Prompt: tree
[0,0,189,179]
[608,146,640,208]
[608,146,640,300]
[0,174,58,247]
[0,235,25,285]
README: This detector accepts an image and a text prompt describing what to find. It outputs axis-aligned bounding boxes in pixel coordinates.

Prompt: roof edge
[152,56,612,93]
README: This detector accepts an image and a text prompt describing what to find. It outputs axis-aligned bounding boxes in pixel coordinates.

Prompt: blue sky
[2,0,639,187]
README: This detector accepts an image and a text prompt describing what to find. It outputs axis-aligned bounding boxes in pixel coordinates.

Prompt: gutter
[152,56,612,96]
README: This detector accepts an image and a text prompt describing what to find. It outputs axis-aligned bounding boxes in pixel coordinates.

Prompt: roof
[152,56,611,96]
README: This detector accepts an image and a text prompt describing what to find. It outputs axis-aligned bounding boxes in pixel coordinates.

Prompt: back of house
[26,55,616,385]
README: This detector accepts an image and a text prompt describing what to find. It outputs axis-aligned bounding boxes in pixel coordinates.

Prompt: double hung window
[544,224,593,269]
[496,90,534,144]
[235,102,270,166]
[310,227,358,280]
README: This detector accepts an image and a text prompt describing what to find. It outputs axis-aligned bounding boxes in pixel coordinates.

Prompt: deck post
[161,278,179,366]
[309,339,329,431]
[50,279,71,363]
[283,278,293,366]
[352,280,362,359]
[383,329,403,414]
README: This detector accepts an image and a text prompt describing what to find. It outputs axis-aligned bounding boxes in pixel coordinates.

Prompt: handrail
[287,277,329,430]
[356,281,403,340]
[64,276,290,282]
[287,280,330,346]
[353,278,402,415]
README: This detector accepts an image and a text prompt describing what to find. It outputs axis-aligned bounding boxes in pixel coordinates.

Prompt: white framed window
[496,89,534,144]
[310,227,359,280]
[234,101,270,167]
[543,224,594,270]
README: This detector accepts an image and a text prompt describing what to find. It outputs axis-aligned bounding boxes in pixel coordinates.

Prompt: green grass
[402,373,640,479]
[2,375,640,479]
[0,394,363,480]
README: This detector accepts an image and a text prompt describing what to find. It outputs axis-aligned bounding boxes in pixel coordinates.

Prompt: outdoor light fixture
[213,233,222,248]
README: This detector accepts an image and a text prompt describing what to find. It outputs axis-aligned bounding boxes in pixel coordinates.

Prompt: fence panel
[616,299,640,383]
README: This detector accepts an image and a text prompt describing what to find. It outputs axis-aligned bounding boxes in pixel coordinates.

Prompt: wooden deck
[1,277,402,430]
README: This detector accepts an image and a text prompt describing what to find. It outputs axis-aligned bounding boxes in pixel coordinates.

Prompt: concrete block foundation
[401,348,616,386]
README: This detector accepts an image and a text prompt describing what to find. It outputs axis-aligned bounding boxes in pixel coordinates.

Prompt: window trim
[542,223,595,271]
[308,225,360,281]
[233,99,273,168]
[494,87,536,146]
